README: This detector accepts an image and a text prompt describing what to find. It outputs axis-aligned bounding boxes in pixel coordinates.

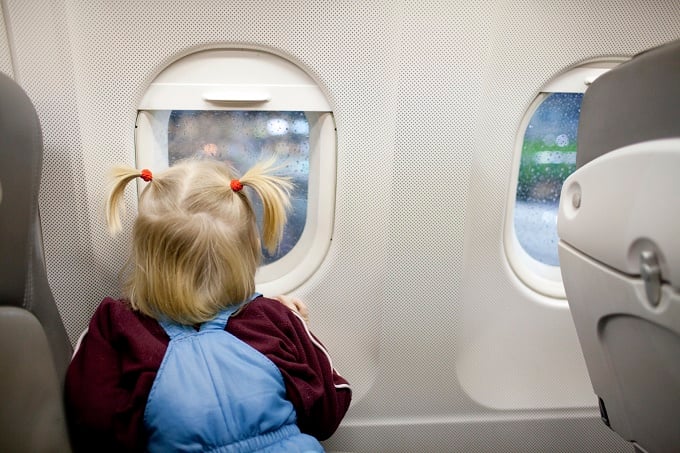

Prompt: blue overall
[144,297,324,452]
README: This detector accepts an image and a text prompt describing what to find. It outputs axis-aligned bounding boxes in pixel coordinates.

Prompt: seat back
[0,72,73,452]
[558,40,680,453]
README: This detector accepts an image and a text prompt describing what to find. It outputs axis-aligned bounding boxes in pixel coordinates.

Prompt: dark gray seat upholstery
[575,39,680,169]
[0,72,73,452]
[558,39,680,453]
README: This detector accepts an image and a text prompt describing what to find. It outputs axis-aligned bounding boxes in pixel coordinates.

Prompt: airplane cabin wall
[1,0,678,451]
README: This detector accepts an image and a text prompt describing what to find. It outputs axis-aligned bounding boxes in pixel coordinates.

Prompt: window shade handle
[202,90,271,103]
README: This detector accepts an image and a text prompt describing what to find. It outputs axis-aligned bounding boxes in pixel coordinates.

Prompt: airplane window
[135,49,336,294]
[166,110,310,265]
[505,60,624,298]
[513,93,582,266]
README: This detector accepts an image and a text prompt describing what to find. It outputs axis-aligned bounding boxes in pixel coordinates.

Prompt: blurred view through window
[513,93,583,266]
[167,110,310,265]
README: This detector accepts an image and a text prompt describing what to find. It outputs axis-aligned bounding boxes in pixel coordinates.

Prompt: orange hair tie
[230,179,243,192]
[140,169,153,182]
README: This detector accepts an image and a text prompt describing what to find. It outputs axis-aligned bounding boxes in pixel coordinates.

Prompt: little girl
[65,158,351,452]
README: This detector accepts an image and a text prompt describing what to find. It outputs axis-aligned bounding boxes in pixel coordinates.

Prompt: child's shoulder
[242,295,293,317]
[235,295,302,328]
[89,296,132,323]
[93,297,145,323]
[96,296,132,313]
[90,297,167,341]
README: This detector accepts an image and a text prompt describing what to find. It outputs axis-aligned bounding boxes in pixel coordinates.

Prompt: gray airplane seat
[557,39,680,453]
[0,72,73,452]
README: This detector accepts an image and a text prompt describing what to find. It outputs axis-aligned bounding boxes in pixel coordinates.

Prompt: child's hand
[273,295,309,325]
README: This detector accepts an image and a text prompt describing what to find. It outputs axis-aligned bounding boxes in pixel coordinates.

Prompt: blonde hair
[106,158,292,324]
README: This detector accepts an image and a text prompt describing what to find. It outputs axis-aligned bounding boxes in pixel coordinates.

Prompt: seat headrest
[0,73,44,308]
[577,39,680,168]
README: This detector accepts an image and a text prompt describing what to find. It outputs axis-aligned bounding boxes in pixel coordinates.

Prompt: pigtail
[106,166,152,235]
[237,158,292,254]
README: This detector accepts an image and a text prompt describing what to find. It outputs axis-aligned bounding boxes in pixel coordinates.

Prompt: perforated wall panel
[3,0,678,451]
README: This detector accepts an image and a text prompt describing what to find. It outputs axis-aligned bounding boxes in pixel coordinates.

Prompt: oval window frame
[135,49,337,295]
[504,59,626,299]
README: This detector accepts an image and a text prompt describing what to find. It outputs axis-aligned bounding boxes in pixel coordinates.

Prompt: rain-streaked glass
[167,110,309,265]
[513,93,583,266]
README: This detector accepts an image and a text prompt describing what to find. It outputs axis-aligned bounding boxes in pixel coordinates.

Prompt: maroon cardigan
[65,296,351,452]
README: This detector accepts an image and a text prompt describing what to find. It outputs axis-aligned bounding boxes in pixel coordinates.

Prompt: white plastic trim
[558,138,680,289]
[139,50,331,111]
[542,60,624,93]
[505,222,566,299]
[542,67,610,93]
[202,89,271,102]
